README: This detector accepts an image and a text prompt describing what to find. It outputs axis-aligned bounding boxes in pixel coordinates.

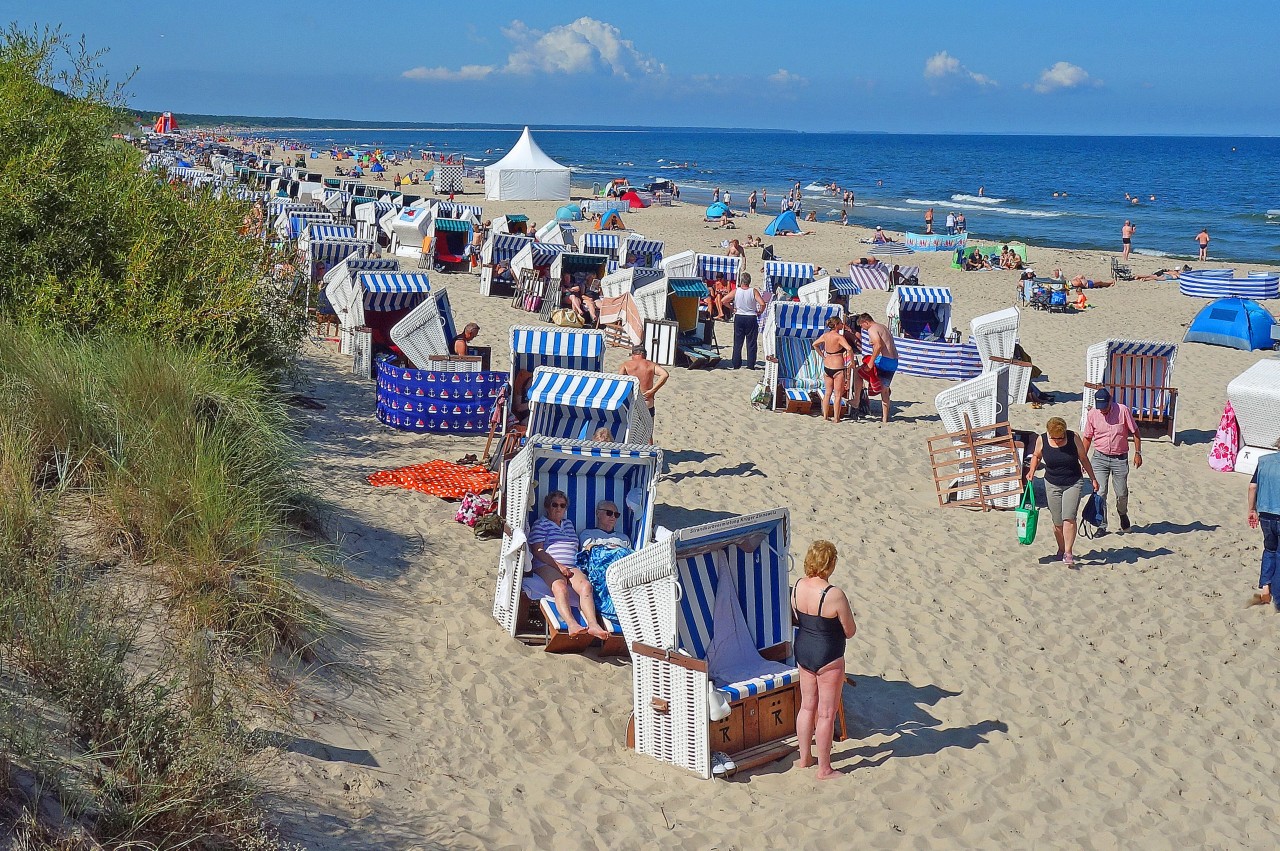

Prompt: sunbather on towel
[577,500,634,622]
[528,491,610,640]
[1069,275,1114,290]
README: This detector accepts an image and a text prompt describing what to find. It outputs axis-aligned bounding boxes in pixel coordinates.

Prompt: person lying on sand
[1069,275,1115,290]
[1134,265,1191,281]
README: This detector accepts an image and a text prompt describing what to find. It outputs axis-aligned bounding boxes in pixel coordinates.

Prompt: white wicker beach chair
[797,275,861,308]
[969,307,1032,407]
[1081,339,1180,442]
[389,291,450,369]
[494,438,662,653]
[1227,358,1280,475]
[933,367,1019,508]
[526,367,653,445]
[608,509,803,779]
[761,302,842,412]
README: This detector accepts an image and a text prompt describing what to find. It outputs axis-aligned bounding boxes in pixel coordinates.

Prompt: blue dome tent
[369,162,386,173]
[556,204,583,221]
[763,210,801,236]
[705,201,730,219]
[1184,297,1276,351]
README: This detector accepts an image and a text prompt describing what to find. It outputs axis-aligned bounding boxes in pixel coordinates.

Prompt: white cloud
[923,51,996,87]
[403,17,665,83]
[768,68,808,86]
[402,64,495,81]
[1032,61,1095,93]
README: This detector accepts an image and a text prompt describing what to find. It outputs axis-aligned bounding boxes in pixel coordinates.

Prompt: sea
[281,128,1280,265]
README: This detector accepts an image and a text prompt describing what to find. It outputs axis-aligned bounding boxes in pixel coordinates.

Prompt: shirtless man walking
[618,345,669,432]
[1121,220,1135,261]
[813,317,855,423]
[857,314,899,423]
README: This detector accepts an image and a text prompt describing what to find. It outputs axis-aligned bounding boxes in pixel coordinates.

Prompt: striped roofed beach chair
[597,268,668,346]
[1227,359,1280,475]
[695,253,741,286]
[761,302,842,413]
[798,274,861,309]
[582,231,622,260]
[762,261,815,300]
[480,232,535,297]
[609,509,844,779]
[525,367,653,445]
[346,271,433,350]
[621,235,664,268]
[495,437,662,654]
[390,289,458,369]
[1081,339,1180,442]
[969,307,1033,407]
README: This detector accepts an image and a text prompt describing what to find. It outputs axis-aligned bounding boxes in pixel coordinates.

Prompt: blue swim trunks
[874,355,898,388]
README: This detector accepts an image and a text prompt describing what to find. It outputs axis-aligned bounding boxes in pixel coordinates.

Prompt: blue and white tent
[608,508,798,779]
[526,367,653,444]
[494,437,663,645]
[761,261,815,298]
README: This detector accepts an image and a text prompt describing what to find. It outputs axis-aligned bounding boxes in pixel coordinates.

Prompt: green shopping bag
[1015,481,1039,545]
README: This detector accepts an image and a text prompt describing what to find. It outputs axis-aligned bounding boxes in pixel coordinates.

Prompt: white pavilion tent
[483,127,570,201]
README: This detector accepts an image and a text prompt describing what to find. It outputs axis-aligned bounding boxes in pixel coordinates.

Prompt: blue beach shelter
[763,210,801,236]
[557,204,583,221]
[705,201,730,219]
[1184,297,1276,351]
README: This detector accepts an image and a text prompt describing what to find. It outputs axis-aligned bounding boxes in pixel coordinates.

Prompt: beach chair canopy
[526,367,652,444]
[887,286,955,341]
[355,271,430,306]
[308,237,371,265]
[846,263,891,291]
[622,235,664,268]
[762,261,815,297]
[582,232,621,256]
[389,289,456,368]
[484,232,534,264]
[600,266,665,298]
[695,254,740,284]
[969,306,1032,407]
[323,257,400,317]
[669,278,709,298]
[493,438,663,638]
[509,326,606,380]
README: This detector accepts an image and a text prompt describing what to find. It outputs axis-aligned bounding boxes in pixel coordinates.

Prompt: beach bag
[749,382,769,410]
[1208,401,1240,473]
[474,512,504,540]
[455,491,495,527]
[551,308,585,328]
[1015,481,1039,545]
[1080,492,1104,537]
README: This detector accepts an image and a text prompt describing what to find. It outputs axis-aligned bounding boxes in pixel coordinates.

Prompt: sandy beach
[248,145,1280,849]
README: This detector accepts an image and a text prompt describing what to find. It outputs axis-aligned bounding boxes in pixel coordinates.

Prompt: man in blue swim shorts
[857,313,899,423]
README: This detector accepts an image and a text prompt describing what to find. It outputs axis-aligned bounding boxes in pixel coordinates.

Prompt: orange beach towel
[367,460,498,499]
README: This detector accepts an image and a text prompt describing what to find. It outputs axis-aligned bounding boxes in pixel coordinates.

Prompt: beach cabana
[354,200,395,242]
[1081,339,1180,443]
[597,267,668,346]
[305,236,372,284]
[1184,298,1275,351]
[931,366,1021,509]
[535,218,578,249]
[871,287,983,381]
[761,261,815,299]
[970,307,1032,407]
[494,438,662,653]
[390,288,458,369]
[484,127,571,201]
[525,367,653,444]
[621,234,664,268]
[480,233,535,297]
[346,271,433,352]
[542,252,612,321]
[694,254,741,285]
[762,302,842,413]
[608,508,802,779]
[1179,269,1280,300]
[1226,359,1280,475]
[322,256,399,322]
[582,232,621,260]
[798,274,861,310]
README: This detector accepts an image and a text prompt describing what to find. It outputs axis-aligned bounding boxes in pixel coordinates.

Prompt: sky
[9,0,1280,135]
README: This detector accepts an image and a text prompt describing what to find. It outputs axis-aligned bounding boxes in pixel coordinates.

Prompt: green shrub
[0,25,305,371]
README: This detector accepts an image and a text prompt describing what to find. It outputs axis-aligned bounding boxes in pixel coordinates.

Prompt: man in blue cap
[1082,388,1142,535]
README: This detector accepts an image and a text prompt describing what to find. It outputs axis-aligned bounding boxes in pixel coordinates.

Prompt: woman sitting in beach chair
[527,491,611,641]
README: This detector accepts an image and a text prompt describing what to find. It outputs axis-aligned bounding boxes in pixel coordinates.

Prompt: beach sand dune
[254,151,1280,848]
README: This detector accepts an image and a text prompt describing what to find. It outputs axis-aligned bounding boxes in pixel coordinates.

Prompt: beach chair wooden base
[927,417,1022,510]
[676,343,720,369]
[601,320,630,348]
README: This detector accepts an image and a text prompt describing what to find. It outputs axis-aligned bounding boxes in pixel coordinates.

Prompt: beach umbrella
[869,243,914,256]
[370,162,385,173]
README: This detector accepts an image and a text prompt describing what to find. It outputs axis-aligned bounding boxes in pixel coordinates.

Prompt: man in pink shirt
[1082,388,1143,535]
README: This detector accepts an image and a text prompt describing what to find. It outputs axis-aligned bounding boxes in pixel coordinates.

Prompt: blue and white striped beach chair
[1082,339,1180,442]
[609,509,811,779]
[526,367,653,445]
[621,235,664,268]
[761,302,842,412]
[695,254,741,285]
[762,262,815,299]
[495,438,663,654]
[582,232,621,259]
[797,274,861,307]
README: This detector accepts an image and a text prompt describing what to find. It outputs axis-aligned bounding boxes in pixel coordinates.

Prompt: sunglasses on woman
[598,508,620,518]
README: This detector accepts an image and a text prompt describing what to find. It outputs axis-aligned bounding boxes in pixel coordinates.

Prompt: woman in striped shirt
[528,491,610,640]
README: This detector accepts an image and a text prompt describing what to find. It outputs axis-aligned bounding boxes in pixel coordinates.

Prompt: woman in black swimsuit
[813,318,854,424]
[792,540,857,780]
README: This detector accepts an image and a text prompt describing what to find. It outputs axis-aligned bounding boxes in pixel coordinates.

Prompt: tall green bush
[0,25,304,371]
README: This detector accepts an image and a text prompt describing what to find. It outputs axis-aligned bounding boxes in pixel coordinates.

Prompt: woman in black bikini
[813,317,854,424]
[792,540,857,780]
